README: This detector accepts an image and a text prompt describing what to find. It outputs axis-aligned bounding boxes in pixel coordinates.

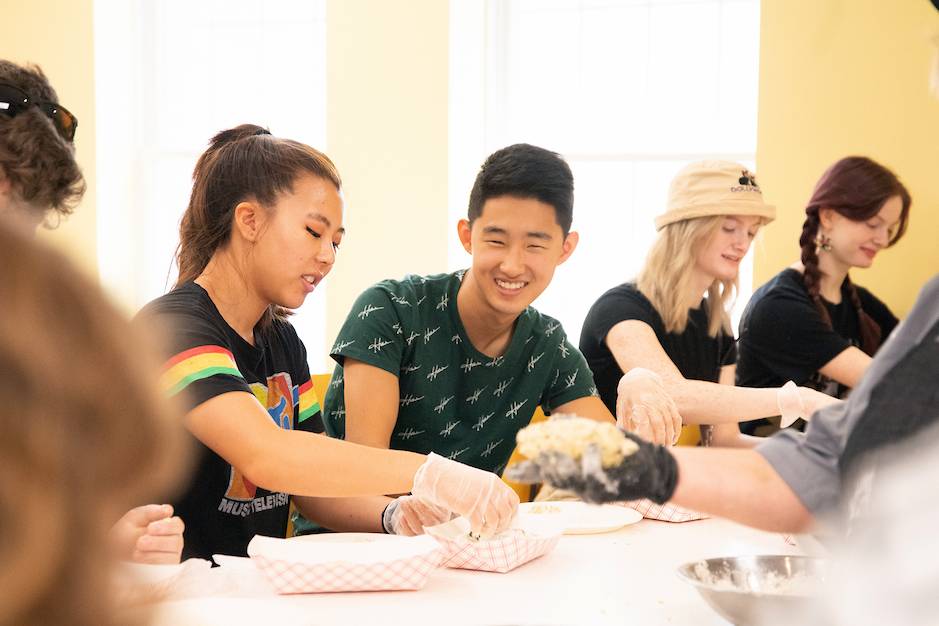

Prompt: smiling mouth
[302,274,321,287]
[495,278,527,291]
[721,254,741,263]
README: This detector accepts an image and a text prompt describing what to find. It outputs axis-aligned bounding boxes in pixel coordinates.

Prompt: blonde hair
[636,215,735,336]
[0,224,187,626]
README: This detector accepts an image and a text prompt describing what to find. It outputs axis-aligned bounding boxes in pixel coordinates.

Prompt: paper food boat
[425,516,562,574]
[247,533,443,594]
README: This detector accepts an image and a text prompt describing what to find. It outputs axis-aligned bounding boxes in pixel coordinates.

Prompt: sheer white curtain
[96,0,330,371]
[450,0,761,342]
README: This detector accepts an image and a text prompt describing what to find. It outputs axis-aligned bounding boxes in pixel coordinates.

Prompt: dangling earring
[814,232,833,252]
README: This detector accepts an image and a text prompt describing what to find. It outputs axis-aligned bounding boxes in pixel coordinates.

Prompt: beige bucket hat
[654,160,776,231]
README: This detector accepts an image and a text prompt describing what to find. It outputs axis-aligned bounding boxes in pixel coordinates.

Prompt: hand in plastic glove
[505,431,678,505]
[412,453,519,537]
[382,495,452,536]
[616,367,682,446]
[110,504,185,564]
[776,382,843,427]
[797,385,842,421]
[776,381,805,428]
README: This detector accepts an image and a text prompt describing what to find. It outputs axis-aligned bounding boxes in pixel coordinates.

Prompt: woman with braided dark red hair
[736,156,911,436]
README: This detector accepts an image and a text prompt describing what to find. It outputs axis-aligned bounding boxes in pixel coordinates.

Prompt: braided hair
[799,156,911,355]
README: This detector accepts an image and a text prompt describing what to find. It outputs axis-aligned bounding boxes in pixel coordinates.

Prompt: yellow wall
[324,0,450,345]
[756,0,939,316]
[0,0,97,276]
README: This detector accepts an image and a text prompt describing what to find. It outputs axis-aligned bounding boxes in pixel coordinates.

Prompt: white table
[153,518,801,625]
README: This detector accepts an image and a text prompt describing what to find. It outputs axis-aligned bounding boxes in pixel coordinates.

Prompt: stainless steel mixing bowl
[676,555,827,625]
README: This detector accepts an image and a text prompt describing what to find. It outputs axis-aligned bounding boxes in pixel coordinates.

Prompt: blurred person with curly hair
[0,59,186,563]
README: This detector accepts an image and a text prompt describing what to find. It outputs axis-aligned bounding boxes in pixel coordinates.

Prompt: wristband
[380,499,398,534]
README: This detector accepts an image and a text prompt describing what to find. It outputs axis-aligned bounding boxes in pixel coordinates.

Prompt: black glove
[505,430,678,504]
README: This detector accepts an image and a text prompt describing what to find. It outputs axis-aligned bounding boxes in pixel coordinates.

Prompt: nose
[732,229,749,252]
[499,244,525,277]
[316,241,336,267]
[872,225,890,247]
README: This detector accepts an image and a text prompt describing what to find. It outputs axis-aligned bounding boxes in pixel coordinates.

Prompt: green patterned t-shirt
[322,270,598,475]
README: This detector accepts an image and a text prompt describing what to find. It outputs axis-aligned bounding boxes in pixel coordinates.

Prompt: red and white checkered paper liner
[247,535,443,594]
[426,520,561,573]
[621,499,707,522]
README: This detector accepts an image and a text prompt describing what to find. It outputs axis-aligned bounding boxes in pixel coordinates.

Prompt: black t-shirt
[737,268,898,394]
[737,269,898,434]
[579,283,737,416]
[139,283,323,560]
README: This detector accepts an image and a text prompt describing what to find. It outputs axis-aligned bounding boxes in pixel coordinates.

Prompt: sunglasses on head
[0,83,78,142]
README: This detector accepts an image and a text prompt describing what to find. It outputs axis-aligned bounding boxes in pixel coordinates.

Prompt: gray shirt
[757,274,939,518]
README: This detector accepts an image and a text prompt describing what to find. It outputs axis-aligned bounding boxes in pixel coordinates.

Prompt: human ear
[457,219,473,254]
[233,201,265,242]
[557,231,579,265]
[818,208,837,231]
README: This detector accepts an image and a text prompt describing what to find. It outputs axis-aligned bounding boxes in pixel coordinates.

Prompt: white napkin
[115,558,216,603]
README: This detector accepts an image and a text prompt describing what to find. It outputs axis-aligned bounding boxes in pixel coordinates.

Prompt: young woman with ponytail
[138,124,518,560]
[737,156,911,435]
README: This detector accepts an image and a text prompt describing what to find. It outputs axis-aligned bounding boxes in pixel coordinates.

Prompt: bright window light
[450,0,761,342]
[95,0,329,371]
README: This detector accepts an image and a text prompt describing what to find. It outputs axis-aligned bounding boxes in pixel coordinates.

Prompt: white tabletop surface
[151,517,801,625]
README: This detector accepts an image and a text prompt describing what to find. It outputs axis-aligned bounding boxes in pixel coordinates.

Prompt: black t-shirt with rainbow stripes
[140,282,322,560]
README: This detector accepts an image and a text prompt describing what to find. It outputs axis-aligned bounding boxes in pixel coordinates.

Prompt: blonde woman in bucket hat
[580,160,839,448]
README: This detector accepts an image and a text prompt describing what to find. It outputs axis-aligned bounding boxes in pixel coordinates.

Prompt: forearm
[245,430,425,498]
[669,447,814,533]
[665,378,783,424]
[294,495,390,533]
[707,423,762,449]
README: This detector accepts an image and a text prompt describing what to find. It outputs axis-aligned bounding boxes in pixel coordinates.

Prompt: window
[96,0,330,370]
[450,0,761,342]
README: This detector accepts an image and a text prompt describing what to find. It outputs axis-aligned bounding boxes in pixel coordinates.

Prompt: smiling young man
[297,144,617,534]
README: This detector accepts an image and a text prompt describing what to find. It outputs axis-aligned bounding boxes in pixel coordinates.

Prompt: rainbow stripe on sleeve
[160,345,243,396]
[297,379,321,423]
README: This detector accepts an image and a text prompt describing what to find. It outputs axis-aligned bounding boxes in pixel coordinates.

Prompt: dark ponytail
[175,124,341,327]
[798,156,911,355]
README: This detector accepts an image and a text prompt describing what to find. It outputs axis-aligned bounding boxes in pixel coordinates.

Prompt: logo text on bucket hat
[731,169,761,193]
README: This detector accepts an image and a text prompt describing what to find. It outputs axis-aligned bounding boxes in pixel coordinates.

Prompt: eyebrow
[481,225,553,241]
[308,212,346,235]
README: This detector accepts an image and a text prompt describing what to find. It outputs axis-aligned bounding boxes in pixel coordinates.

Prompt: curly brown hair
[0,60,85,224]
[798,156,911,355]
[0,224,187,626]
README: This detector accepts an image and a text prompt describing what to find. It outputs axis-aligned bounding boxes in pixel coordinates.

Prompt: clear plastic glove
[777,381,806,428]
[798,385,843,421]
[110,504,185,564]
[616,367,682,446]
[776,382,843,427]
[411,453,519,537]
[505,431,678,505]
[382,495,452,536]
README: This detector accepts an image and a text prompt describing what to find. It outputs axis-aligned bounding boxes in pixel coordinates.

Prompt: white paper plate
[519,501,642,535]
